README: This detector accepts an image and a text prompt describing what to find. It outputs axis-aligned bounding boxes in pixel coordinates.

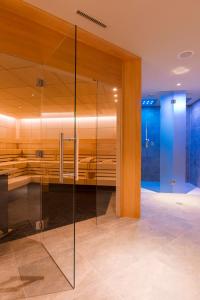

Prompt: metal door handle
[59,132,79,183]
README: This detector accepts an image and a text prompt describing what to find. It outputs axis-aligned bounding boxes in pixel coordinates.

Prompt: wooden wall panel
[120,59,141,218]
[0,3,122,86]
[0,116,16,141]
[77,39,122,86]
[0,8,66,66]
[19,118,116,140]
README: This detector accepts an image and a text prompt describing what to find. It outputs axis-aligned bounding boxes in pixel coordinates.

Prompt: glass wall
[40,35,76,288]
[75,77,97,226]
[0,6,122,298]
[73,77,119,226]
[0,19,76,298]
[96,81,119,224]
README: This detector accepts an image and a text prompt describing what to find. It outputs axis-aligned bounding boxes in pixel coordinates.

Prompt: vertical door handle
[59,132,64,183]
[59,133,79,183]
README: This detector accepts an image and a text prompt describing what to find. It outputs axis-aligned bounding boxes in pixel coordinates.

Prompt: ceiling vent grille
[76,10,107,28]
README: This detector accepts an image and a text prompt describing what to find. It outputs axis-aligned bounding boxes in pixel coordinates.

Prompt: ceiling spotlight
[176,83,182,86]
[113,87,118,92]
[114,99,118,103]
[172,67,190,75]
[114,94,118,98]
[31,93,35,97]
[178,50,194,59]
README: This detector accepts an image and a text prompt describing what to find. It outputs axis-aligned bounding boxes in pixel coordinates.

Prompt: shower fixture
[145,121,154,149]
[145,121,150,148]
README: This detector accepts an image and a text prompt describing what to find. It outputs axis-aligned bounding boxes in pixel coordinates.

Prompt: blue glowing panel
[160,91,186,193]
[160,93,174,192]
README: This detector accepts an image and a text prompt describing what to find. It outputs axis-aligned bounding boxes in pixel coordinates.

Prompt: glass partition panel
[75,77,98,227]
[96,81,119,224]
[0,54,57,299]
[40,34,76,289]
[0,22,76,299]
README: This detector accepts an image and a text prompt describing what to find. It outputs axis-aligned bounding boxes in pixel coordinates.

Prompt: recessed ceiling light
[176,83,182,86]
[32,93,35,97]
[172,67,190,75]
[114,99,118,103]
[178,50,194,59]
[113,87,118,92]
[114,94,118,98]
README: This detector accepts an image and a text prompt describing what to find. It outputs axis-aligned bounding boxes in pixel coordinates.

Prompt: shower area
[141,93,200,193]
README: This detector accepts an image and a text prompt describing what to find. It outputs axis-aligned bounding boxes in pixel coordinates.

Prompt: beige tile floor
[1,189,200,300]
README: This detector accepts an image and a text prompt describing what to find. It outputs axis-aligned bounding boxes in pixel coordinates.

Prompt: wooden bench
[0,142,116,189]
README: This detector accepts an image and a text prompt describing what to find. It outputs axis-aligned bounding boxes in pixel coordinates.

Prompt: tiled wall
[141,107,160,181]
[187,100,200,187]
[186,107,191,183]
[142,102,200,187]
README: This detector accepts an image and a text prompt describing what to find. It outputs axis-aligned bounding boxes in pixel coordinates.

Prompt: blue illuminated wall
[160,92,186,193]
[186,108,191,183]
[187,100,200,187]
[141,107,160,181]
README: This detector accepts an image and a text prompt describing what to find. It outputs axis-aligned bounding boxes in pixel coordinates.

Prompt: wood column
[119,59,141,218]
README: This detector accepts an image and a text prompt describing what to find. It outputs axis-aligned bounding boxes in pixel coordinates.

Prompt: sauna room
[0,1,141,293]
[0,51,118,236]
[0,6,120,289]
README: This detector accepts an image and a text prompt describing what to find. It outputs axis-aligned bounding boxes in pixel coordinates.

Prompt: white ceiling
[25,0,200,102]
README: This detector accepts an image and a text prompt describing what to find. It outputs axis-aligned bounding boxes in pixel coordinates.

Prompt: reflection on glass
[96,81,119,224]
[0,24,76,297]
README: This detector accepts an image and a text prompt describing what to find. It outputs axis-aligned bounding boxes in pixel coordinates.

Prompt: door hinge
[35,220,46,231]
